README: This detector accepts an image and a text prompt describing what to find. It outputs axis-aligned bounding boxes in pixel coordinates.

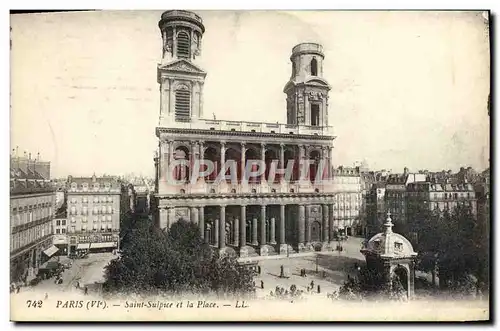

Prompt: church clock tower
[283,43,331,127]
[157,10,206,126]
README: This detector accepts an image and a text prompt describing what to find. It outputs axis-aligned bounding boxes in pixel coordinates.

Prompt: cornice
[156,127,335,141]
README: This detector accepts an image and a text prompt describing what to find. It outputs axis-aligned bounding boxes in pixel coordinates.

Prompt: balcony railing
[159,180,338,195]
[160,118,333,136]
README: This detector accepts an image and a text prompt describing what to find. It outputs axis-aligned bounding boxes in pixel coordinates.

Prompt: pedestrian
[310,280,314,288]
[280,265,284,278]
[252,281,256,288]
[261,280,264,289]
[84,287,88,295]
[322,270,326,278]
[317,285,321,293]
[16,286,20,293]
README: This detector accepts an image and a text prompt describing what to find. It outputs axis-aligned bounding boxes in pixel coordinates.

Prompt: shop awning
[77,243,90,250]
[90,242,116,249]
[43,245,59,257]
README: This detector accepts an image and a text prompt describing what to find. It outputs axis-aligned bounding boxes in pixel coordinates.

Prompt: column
[190,141,198,180]
[298,204,305,249]
[168,140,174,167]
[198,206,205,239]
[159,207,168,229]
[298,145,305,182]
[328,203,334,243]
[233,216,239,247]
[219,205,226,249]
[241,143,246,183]
[169,208,175,228]
[168,79,173,114]
[322,204,329,243]
[270,217,276,244]
[260,205,267,245]
[172,26,177,58]
[326,146,331,180]
[280,205,286,245]
[260,143,266,183]
[279,143,285,183]
[198,141,205,180]
[240,205,246,247]
[220,142,226,179]
[190,206,198,224]
[204,223,210,244]
[279,204,287,254]
[251,217,258,245]
[305,205,311,244]
[214,219,219,247]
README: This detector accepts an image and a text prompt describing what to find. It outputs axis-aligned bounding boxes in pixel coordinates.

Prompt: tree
[10,259,27,284]
[336,267,406,301]
[412,203,487,295]
[103,219,254,297]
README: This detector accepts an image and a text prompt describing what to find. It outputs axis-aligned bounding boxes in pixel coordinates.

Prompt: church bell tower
[157,10,207,126]
[283,43,331,128]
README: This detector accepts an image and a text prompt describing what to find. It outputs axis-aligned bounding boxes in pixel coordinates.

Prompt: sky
[10,10,490,178]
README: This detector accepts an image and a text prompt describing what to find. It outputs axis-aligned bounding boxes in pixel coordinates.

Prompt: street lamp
[315,254,319,273]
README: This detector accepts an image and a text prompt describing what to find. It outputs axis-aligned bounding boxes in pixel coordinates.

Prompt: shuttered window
[177,31,190,59]
[175,89,191,119]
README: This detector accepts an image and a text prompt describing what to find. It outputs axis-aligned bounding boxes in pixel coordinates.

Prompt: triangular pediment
[305,77,330,88]
[158,59,206,75]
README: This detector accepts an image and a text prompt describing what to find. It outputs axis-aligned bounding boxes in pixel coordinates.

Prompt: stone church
[153,10,355,257]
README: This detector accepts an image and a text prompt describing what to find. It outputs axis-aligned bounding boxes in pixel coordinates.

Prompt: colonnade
[171,203,337,254]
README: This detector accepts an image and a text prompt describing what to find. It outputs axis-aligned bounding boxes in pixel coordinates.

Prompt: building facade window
[311,58,318,76]
[177,31,190,58]
[175,87,191,119]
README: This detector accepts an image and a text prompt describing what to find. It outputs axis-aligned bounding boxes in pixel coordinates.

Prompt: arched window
[177,31,190,59]
[175,87,191,119]
[311,58,318,76]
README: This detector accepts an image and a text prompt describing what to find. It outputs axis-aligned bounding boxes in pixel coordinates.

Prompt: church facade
[152,10,354,257]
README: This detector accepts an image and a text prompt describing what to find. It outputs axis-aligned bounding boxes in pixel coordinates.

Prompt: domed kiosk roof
[361,212,417,259]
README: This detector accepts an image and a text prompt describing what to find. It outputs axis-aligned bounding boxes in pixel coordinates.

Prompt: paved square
[253,237,366,298]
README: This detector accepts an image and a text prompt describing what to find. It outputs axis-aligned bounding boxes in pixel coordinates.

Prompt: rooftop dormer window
[82,182,88,191]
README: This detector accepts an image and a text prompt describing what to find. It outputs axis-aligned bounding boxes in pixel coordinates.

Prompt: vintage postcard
[9,10,490,322]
